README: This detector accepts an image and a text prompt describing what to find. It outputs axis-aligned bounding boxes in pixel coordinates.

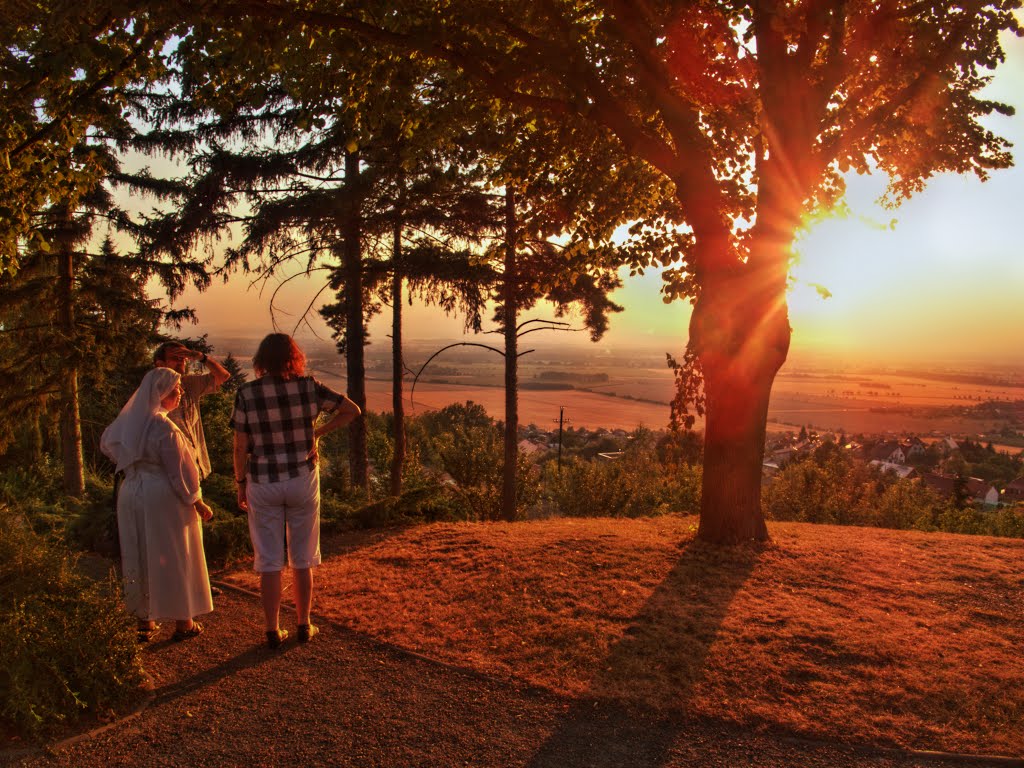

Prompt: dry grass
[221,517,1024,756]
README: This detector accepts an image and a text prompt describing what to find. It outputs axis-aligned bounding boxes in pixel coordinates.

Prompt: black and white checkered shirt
[230,376,349,484]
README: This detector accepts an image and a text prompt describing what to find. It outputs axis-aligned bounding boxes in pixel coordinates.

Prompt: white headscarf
[100,368,181,472]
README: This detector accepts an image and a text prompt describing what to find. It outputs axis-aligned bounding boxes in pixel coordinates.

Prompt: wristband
[236,477,246,484]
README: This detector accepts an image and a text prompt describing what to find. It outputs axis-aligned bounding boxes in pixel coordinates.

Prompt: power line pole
[552,406,571,473]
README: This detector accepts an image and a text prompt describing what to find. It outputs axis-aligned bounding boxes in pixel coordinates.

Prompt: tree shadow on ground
[151,643,292,707]
[528,539,763,768]
[319,524,419,559]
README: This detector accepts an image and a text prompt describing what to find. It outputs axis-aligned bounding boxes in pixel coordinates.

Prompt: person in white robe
[101,367,214,642]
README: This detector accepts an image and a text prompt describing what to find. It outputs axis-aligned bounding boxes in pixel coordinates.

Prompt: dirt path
[5,586,989,768]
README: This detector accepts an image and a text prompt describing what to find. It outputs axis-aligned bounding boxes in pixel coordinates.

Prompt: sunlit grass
[222,516,1024,755]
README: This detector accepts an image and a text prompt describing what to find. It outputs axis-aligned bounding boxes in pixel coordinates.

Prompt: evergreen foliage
[0,233,163,464]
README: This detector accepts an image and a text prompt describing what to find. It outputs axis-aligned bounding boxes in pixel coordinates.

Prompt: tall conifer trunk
[344,151,369,492]
[501,189,519,522]
[56,209,84,498]
[390,220,405,497]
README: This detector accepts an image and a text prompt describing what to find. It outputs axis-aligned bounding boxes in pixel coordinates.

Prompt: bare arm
[233,430,251,512]
[308,396,361,462]
[314,396,361,440]
[190,350,231,388]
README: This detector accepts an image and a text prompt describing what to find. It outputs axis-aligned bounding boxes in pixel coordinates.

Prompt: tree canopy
[5,0,1019,540]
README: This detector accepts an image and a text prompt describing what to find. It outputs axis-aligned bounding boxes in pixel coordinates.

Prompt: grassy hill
[223,516,1024,757]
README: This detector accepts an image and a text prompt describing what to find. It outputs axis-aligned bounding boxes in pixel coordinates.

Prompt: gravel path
[4,585,995,768]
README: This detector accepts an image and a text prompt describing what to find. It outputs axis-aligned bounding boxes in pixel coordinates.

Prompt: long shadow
[319,524,416,559]
[527,539,763,768]
[150,643,293,707]
[213,525,412,586]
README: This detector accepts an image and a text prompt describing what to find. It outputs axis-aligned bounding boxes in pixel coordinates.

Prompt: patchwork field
[360,375,678,432]
[313,360,1024,441]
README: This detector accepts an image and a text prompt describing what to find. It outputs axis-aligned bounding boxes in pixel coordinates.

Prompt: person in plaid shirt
[231,334,360,648]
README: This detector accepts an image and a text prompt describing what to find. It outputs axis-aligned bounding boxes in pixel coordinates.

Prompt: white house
[966,478,1000,507]
[868,441,905,464]
[869,460,917,479]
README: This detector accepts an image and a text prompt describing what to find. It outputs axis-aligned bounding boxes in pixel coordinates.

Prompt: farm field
[298,348,1024,440]
[344,374,684,432]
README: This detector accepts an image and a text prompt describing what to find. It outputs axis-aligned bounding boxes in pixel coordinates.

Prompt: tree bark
[56,214,84,498]
[501,189,519,522]
[343,150,369,492]
[698,364,773,542]
[690,250,791,544]
[390,220,405,497]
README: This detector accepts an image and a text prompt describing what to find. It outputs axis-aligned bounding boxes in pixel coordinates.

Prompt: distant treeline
[521,382,575,391]
[885,370,1024,389]
[537,371,609,384]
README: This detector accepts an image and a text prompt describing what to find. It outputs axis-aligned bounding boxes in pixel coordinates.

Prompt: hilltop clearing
[222,516,1024,757]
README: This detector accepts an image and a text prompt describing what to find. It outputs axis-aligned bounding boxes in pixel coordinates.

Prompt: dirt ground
[3,584,996,768]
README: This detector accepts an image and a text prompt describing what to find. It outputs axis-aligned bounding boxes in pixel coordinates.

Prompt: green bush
[0,460,69,535]
[542,433,702,518]
[0,505,146,737]
[66,474,120,558]
[421,404,541,521]
[201,513,254,566]
[763,451,1024,539]
[766,454,862,525]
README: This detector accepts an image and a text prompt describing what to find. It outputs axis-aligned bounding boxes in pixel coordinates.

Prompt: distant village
[761,431,1024,507]
[515,423,1024,509]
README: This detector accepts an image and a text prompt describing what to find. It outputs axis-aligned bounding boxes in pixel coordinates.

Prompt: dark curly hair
[252,334,306,379]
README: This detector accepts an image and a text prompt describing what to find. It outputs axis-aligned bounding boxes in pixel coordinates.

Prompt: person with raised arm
[101,367,214,642]
[153,341,231,480]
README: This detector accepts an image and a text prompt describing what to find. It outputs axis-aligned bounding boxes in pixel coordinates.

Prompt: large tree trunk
[390,221,405,497]
[500,189,518,522]
[56,216,84,498]
[698,363,774,542]
[343,150,369,492]
[690,249,791,544]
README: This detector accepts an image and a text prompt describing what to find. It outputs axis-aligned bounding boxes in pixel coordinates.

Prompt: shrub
[762,450,1024,539]
[66,473,120,557]
[762,454,884,525]
[0,460,69,535]
[422,405,541,521]
[543,434,702,518]
[0,505,146,737]
[352,484,451,528]
[201,513,254,566]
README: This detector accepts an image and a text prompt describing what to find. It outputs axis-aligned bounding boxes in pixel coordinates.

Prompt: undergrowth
[0,504,146,737]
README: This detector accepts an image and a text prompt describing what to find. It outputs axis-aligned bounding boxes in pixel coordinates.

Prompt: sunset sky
[161,28,1024,369]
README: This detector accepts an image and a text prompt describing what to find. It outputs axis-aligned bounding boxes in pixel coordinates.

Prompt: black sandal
[137,623,161,643]
[171,621,204,642]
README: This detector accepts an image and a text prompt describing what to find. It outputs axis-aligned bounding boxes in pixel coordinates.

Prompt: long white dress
[117,413,213,621]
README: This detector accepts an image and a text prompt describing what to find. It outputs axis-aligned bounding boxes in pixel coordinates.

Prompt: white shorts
[245,467,322,572]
